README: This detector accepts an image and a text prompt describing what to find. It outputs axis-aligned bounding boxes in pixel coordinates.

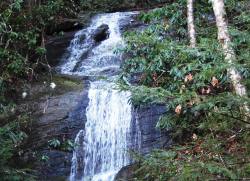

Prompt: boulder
[92,24,110,42]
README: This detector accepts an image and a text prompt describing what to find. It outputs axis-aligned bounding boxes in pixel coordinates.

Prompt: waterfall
[59,12,141,181]
[70,82,132,181]
[70,82,133,181]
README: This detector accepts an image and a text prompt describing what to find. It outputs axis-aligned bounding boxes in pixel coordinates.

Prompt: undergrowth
[0,0,80,180]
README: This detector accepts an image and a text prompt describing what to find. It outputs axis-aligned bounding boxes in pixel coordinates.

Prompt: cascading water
[83,82,131,181]
[70,83,133,181]
[59,12,140,181]
[59,12,130,76]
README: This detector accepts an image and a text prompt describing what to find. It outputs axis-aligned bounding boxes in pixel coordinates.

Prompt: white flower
[50,82,56,89]
[22,92,27,99]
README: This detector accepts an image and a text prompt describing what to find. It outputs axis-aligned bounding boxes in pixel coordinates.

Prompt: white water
[60,12,140,181]
[60,12,136,76]
[70,82,132,181]
[74,81,132,181]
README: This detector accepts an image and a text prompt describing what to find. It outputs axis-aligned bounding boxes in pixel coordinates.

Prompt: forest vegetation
[120,0,250,179]
[0,0,250,180]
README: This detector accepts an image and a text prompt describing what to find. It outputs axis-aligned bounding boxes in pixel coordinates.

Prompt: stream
[58,12,140,181]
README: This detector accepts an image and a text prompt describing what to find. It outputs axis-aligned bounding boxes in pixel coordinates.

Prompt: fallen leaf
[211,76,219,87]
[175,104,182,115]
[184,73,193,82]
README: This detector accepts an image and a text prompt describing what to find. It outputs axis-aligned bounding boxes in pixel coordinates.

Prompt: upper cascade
[59,12,138,76]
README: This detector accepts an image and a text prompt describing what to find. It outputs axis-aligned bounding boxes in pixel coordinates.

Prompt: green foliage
[134,129,250,180]
[0,0,81,179]
[134,149,239,180]
[0,121,35,181]
[48,138,76,151]
[48,138,61,148]
[41,155,49,162]
[139,0,187,38]
[120,0,250,180]
[61,139,76,151]
[0,0,81,103]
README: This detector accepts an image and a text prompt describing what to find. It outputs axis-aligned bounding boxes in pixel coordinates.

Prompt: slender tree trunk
[211,0,249,119]
[187,0,196,47]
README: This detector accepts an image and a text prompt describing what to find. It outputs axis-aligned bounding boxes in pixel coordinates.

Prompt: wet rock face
[115,104,171,181]
[92,24,110,42]
[134,104,170,154]
[24,87,89,180]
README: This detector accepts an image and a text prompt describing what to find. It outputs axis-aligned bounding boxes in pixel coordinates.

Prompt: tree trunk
[187,0,196,47]
[211,0,249,119]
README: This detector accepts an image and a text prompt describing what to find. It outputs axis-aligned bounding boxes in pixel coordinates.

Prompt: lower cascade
[70,82,132,181]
